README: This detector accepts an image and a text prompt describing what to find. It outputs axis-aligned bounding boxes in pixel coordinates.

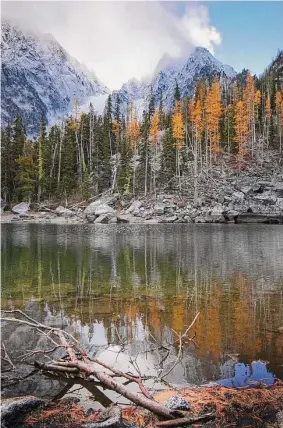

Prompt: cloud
[2,1,222,89]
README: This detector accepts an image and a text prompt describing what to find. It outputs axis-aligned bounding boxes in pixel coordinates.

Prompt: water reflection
[216,361,276,388]
[1,223,283,389]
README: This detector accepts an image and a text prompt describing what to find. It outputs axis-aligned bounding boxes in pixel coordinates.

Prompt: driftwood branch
[155,412,216,427]
[1,309,202,422]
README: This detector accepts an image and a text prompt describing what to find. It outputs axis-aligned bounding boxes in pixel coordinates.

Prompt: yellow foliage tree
[172,100,184,150]
[149,109,160,147]
[112,119,120,138]
[275,91,283,153]
[205,79,222,160]
[127,117,140,148]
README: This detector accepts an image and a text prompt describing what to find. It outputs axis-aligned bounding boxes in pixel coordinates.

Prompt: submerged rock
[117,215,130,223]
[94,212,116,224]
[1,396,45,428]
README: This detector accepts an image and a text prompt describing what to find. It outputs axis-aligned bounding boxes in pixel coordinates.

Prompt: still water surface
[1,223,283,394]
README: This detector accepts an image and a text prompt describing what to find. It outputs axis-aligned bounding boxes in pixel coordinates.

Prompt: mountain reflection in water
[1,223,283,398]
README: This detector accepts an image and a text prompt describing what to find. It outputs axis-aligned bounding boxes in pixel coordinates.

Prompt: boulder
[154,202,165,215]
[94,204,115,216]
[194,196,206,208]
[117,215,131,223]
[254,192,278,205]
[235,213,283,224]
[109,216,118,224]
[223,209,239,222]
[174,217,187,223]
[232,192,245,202]
[125,200,142,214]
[0,199,6,212]
[94,212,116,224]
[159,215,178,223]
[210,204,226,223]
[85,214,96,223]
[84,196,117,215]
[1,396,45,428]
[55,206,74,217]
[194,215,211,223]
[144,218,159,224]
[274,182,283,197]
[12,202,29,215]
[164,204,176,214]
[240,186,253,195]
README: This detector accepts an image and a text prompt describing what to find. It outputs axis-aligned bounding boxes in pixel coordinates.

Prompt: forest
[1,51,283,205]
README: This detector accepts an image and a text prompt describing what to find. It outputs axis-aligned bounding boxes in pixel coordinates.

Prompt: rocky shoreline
[2,182,283,226]
[2,153,283,226]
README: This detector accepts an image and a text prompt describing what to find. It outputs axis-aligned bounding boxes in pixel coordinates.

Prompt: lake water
[1,223,283,399]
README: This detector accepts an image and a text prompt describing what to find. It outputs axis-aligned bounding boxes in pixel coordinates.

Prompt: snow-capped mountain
[112,47,236,115]
[1,20,237,134]
[1,20,110,135]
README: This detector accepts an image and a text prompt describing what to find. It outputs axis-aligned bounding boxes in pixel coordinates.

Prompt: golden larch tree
[205,79,222,161]
[149,109,160,147]
[172,100,184,191]
[275,91,283,153]
[112,119,120,139]
[234,100,249,161]
[172,100,184,149]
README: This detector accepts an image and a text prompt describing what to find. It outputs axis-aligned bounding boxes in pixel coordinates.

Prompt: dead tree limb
[1,309,201,422]
[155,412,216,427]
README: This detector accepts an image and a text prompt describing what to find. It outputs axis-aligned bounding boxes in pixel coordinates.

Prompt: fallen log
[235,213,283,224]
[35,360,177,420]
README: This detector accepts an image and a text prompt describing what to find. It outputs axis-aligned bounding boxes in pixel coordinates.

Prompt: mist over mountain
[1,20,238,134]
[1,20,109,135]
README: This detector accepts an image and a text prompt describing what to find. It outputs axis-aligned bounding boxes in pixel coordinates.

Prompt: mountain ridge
[112,46,236,115]
[1,20,237,133]
[1,20,110,135]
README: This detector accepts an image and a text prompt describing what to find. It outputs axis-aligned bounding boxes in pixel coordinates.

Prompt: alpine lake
[1,223,283,404]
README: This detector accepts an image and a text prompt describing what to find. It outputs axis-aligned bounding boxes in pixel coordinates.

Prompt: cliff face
[1,20,109,135]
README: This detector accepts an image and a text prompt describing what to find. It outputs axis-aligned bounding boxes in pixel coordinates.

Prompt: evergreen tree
[15,142,37,202]
[160,128,176,189]
[174,81,181,101]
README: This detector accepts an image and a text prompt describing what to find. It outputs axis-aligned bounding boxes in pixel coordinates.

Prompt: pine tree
[15,142,37,202]
[234,100,249,161]
[174,81,181,102]
[38,117,47,201]
[160,128,176,189]
[60,118,77,200]
[1,124,13,203]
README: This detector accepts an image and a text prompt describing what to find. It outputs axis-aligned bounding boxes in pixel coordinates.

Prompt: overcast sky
[2,1,223,89]
[2,1,283,90]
